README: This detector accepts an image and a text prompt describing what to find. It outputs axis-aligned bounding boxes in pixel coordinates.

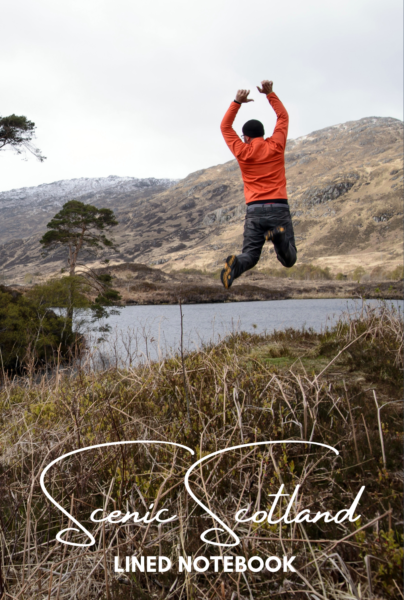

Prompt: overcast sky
[0,0,402,192]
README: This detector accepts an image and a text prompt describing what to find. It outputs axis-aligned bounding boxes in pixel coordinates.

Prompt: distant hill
[0,175,178,244]
[0,116,402,284]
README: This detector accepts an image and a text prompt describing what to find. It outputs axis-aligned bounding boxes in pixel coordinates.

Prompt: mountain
[0,175,178,244]
[0,116,402,283]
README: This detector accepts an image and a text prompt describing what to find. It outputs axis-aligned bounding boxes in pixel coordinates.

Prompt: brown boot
[220,255,238,289]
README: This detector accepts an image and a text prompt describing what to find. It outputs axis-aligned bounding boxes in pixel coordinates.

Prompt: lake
[79,298,403,368]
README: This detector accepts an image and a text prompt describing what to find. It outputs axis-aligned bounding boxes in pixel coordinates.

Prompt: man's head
[242,119,265,144]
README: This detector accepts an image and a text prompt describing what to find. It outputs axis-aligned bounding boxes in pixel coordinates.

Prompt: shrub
[0,285,77,374]
[388,265,404,280]
[351,266,366,282]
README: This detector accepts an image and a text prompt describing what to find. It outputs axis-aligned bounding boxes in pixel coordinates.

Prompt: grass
[0,302,402,599]
[177,267,223,280]
[258,263,333,280]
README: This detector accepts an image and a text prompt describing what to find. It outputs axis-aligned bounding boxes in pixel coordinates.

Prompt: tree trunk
[66,243,75,345]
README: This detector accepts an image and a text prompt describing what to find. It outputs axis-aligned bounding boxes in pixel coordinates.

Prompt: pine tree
[0,114,46,161]
[40,200,121,333]
[40,200,118,275]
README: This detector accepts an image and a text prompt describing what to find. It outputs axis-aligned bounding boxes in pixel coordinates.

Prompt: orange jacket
[220,92,289,203]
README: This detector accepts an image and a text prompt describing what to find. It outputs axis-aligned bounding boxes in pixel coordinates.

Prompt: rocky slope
[0,116,402,284]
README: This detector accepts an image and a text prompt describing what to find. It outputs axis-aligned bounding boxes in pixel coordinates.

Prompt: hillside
[0,115,402,284]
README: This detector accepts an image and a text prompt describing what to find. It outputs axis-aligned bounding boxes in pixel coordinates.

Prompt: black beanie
[242,119,265,138]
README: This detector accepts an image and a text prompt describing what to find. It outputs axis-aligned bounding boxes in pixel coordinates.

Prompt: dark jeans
[234,204,297,279]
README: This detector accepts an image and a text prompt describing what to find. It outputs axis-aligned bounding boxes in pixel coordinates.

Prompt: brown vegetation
[0,302,402,599]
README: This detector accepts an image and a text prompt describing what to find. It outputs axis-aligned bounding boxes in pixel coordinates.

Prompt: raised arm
[220,89,253,158]
[257,80,289,150]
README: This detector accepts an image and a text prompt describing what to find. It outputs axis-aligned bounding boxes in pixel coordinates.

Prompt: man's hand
[257,80,273,95]
[235,89,254,103]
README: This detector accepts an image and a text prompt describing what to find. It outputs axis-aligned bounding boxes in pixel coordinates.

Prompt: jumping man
[220,80,297,289]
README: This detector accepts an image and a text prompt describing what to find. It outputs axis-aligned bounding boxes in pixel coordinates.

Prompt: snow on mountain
[0,175,178,210]
[0,175,179,246]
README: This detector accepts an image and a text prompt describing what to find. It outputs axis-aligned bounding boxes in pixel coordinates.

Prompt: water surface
[81,298,402,367]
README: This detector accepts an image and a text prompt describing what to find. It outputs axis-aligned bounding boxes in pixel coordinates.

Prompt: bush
[0,285,77,374]
[370,265,403,281]
[26,276,92,309]
[387,265,404,280]
[0,273,122,374]
[350,266,367,282]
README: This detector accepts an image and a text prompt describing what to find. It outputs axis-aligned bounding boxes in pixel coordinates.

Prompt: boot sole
[222,255,237,289]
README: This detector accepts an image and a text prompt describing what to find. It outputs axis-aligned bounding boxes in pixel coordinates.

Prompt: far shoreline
[118,278,403,305]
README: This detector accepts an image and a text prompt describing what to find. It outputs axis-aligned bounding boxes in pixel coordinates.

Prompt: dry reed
[0,302,402,599]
